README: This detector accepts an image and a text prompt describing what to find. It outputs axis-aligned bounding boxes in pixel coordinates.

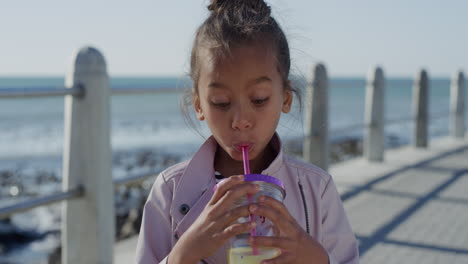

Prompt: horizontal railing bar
[0,85,84,98]
[0,186,84,220]
[0,171,159,218]
[113,170,159,186]
[111,87,179,94]
[0,85,180,98]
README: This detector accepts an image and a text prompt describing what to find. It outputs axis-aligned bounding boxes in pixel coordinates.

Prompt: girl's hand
[247,195,329,264]
[169,175,260,264]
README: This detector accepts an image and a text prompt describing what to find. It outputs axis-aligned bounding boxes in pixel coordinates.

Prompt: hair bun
[208,0,271,17]
[207,0,224,12]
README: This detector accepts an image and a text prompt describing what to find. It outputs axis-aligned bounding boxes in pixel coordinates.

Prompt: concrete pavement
[332,135,468,263]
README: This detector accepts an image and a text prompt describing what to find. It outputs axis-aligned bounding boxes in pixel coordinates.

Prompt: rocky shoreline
[0,135,406,263]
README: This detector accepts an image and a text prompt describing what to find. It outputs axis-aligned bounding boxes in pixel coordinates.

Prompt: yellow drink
[228,246,280,264]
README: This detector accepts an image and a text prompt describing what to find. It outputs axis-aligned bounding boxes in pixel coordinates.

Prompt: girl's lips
[234,143,253,152]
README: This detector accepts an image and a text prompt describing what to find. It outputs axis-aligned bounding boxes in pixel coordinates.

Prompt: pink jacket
[136,135,359,264]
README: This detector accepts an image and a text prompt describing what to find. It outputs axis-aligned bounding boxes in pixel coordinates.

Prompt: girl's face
[194,43,292,161]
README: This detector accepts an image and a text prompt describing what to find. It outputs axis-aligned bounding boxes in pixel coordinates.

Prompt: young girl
[136,0,359,263]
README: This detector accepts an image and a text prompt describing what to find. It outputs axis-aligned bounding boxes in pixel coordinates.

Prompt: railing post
[364,66,385,162]
[413,69,429,148]
[450,70,465,139]
[62,47,114,264]
[303,63,329,171]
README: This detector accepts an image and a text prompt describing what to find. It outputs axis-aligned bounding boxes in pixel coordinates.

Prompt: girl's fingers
[249,203,297,236]
[261,251,295,264]
[211,182,259,213]
[218,221,257,241]
[209,175,244,205]
[248,236,294,250]
[272,225,280,236]
[258,195,296,223]
[221,204,251,225]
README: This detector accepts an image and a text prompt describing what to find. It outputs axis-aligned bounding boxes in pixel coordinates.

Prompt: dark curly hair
[182,0,301,131]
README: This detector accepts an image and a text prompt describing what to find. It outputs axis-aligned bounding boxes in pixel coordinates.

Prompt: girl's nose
[232,110,252,130]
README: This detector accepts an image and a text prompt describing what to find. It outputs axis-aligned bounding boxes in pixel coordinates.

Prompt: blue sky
[0,0,467,77]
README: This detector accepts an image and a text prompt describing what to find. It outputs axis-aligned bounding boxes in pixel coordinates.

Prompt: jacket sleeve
[135,172,174,264]
[321,177,359,264]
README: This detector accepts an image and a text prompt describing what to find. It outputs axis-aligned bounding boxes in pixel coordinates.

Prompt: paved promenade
[331,134,468,263]
[117,134,468,263]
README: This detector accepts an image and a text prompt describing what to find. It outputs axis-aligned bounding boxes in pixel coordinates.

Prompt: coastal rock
[48,246,61,264]
[0,218,44,253]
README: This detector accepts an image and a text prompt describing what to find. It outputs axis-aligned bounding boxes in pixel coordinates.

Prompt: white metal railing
[0,85,84,98]
[0,46,171,264]
[0,85,178,99]
[0,167,159,220]
[0,186,84,219]
[0,47,466,264]
[304,64,465,170]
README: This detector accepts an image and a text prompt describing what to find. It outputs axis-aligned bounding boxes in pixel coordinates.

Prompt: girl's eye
[211,102,230,108]
[252,97,269,105]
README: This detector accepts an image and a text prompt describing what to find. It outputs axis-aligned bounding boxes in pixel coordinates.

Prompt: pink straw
[242,146,259,255]
[242,146,250,175]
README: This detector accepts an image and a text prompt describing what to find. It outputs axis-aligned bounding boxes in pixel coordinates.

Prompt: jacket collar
[170,136,217,222]
[260,133,283,176]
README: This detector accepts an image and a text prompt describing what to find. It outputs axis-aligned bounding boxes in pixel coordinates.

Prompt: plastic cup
[227,174,285,264]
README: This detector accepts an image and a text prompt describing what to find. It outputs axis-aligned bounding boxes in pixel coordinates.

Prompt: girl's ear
[193,92,205,121]
[282,81,293,113]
